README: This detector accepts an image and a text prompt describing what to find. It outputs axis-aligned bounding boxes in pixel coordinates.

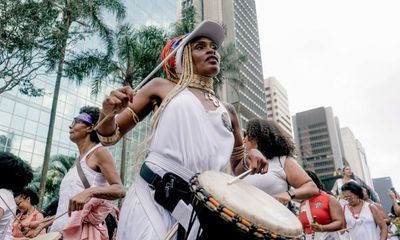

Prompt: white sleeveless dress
[116,89,235,240]
[344,202,380,240]
[50,143,108,232]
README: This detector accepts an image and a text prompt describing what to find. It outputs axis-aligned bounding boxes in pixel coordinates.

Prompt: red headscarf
[161,35,187,82]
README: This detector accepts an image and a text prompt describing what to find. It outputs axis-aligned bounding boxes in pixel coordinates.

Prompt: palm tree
[30,154,75,209]
[38,0,126,207]
[65,24,167,186]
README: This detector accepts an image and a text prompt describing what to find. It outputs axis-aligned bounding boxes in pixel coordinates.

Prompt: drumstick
[227,169,252,185]
[312,216,316,240]
[94,20,213,131]
[164,222,179,240]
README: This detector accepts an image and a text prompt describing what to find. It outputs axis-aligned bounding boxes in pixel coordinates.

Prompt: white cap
[175,20,224,74]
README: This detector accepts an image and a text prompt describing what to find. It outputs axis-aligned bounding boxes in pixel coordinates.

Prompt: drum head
[32,232,62,240]
[197,171,303,237]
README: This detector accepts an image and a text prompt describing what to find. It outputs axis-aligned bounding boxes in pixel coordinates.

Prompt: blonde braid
[133,44,195,168]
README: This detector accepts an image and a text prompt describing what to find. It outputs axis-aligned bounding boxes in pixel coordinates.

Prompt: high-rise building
[179,0,267,128]
[0,0,177,187]
[341,127,373,187]
[264,77,293,138]
[373,177,394,213]
[292,107,344,178]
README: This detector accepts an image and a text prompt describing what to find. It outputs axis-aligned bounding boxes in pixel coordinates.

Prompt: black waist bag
[154,172,193,212]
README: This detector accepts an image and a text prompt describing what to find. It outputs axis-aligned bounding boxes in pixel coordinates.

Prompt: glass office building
[0,0,177,187]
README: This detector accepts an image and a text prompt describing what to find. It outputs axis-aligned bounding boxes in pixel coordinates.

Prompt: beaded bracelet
[242,152,250,171]
[126,107,140,125]
[96,122,121,145]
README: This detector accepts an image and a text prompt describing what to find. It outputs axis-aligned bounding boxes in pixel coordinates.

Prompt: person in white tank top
[96,21,268,240]
[242,119,318,206]
[23,106,125,238]
[342,181,387,240]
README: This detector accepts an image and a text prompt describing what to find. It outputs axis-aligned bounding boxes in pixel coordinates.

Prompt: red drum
[189,171,303,239]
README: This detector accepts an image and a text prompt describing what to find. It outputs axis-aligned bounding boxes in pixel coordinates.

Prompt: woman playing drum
[95,20,268,240]
[242,119,318,206]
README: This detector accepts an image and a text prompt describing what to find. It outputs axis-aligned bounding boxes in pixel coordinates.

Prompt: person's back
[0,188,16,240]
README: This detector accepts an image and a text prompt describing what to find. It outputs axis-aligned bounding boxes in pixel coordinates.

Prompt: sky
[255,0,400,188]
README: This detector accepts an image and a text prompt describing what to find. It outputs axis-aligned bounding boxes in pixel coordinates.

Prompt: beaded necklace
[189,74,220,107]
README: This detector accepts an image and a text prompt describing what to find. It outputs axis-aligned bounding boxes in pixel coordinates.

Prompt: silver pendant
[205,92,220,107]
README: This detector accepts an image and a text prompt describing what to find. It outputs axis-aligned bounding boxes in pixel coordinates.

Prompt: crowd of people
[1,20,399,240]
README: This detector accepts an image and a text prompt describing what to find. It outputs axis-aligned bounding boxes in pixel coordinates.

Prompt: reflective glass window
[19,150,32,164]
[11,115,25,132]
[27,107,40,121]
[31,153,44,168]
[37,123,48,138]
[42,95,53,108]
[33,140,46,156]
[24,120,38,136]
[21,137,35,153]
[0,111,12,128]
[39,111,50,124]
[0,97,15,113]
[14,102,28,117]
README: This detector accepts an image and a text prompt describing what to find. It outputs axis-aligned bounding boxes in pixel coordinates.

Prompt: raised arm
[96,78,173,145]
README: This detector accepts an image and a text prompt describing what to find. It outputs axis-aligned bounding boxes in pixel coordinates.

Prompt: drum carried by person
[186,171,303,240]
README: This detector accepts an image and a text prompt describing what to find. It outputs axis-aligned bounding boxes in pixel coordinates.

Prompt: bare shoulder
[139,77,176,99]
[93,146,112,161]
[222,102,237,115]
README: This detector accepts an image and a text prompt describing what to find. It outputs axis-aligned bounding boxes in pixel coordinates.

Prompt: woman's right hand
[22,221,44,238]
[102,86,135,116]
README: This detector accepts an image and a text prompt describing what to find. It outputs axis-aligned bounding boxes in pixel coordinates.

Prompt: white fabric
[344,202,380,240]
[244,156,288,196]
[116,89,235,240]
[50,143,108,232]
[331,178,357,196]
[0,189,15,240]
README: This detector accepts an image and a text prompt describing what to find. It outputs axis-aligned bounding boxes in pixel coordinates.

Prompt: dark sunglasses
[71,118,91,126]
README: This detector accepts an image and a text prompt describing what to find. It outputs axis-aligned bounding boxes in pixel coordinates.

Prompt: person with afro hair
[243,119,318,206]
[0,151,33,240]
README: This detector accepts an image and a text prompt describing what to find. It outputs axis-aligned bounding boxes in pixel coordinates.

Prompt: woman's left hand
[68,189,92,216]
[246,148,268,174]
[274,191,291,205]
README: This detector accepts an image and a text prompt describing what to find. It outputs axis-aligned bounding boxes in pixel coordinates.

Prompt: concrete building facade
[179,0,267,128]
[292,107,344,179]
[264,77,293,138]
[373,177,394,213]
[341,127,373,187]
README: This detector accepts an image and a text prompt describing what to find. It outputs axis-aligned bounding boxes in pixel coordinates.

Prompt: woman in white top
[24,106,125,238]
[243,119,318,206]
[96,21,268,240]
[342,181,387,240]
[0,152,33,240]
[331,166,357,199]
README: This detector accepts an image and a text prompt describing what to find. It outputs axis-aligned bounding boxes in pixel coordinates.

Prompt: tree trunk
[118,135,127,208]
[38,19,71,208]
